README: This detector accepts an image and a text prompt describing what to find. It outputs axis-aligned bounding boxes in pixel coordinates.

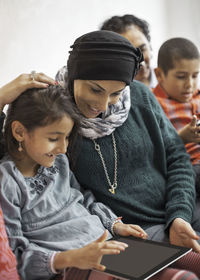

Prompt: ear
[11,121,26,142]
[154,67,165,84]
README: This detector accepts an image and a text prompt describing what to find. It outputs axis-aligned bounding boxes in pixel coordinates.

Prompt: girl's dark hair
[4,85,80,164]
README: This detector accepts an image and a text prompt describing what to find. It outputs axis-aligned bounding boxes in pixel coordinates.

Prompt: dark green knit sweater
[74,80,195,230]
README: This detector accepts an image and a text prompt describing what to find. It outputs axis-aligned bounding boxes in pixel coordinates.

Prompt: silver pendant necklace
[93,132,118,194]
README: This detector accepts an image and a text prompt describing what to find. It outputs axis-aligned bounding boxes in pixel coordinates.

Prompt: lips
[87,105,102,116]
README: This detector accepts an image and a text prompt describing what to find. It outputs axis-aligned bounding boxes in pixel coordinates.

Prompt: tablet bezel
[101,236,192,280]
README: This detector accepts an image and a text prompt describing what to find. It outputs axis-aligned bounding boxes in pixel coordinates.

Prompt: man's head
[155,37,200,103]
[100,14,152,86]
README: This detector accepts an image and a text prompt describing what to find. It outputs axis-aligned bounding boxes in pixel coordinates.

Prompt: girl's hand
[0,73,55,112]
[54,230,128,271]
[179,115,200,144]
[113,222,148,239]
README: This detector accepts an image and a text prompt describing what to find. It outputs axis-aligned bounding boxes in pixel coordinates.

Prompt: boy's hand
[178,115,200,143]
[54,230,128,271]
[113,222,148,239]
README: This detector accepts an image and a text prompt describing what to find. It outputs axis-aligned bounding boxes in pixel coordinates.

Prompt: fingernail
[139,233,144,237]
[55,81,58,85]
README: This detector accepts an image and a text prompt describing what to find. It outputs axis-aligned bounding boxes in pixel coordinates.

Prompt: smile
[87,105,103,115]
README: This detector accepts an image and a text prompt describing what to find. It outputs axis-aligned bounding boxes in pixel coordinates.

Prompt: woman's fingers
[29,72,55,88]
[33,72,55,84]
[93,264,106,271]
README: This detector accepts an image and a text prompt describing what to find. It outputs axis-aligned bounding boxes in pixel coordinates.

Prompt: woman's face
[73,80,126,118]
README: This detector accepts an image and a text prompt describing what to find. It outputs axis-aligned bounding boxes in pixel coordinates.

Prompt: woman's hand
[113,222,148,239]
[0,73,55,112]
[179,115,200,144]
[169,218,200,253]
[54,230,128,271]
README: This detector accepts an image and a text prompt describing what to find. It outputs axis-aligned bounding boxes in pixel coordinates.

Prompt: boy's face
[157,58,200,103]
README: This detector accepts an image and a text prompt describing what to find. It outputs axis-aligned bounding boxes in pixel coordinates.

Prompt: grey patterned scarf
[56,66,131,140]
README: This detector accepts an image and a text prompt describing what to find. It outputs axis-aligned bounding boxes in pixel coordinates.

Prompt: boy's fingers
[191,115,197,127]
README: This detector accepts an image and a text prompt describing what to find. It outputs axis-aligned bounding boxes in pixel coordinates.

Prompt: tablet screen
[101,236,191,280]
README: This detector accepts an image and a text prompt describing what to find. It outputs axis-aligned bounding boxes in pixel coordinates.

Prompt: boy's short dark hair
[158,37,200,75]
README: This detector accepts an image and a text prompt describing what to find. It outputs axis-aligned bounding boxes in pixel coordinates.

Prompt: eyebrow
[88,81,126,93]
[88,81,106,91]
[175,71,200,74]
[47,132,64,135]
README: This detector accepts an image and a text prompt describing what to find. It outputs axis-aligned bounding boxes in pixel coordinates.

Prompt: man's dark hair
[100,14,151,42]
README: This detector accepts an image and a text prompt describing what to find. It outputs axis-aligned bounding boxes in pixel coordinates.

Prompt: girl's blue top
[0,153,116,280]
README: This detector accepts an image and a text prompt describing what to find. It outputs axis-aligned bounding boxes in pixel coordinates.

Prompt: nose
[185,77,193,89]
[98,96,110,112]
[143,49,151,65]
[55,140,68,154]
[98,96,119,112]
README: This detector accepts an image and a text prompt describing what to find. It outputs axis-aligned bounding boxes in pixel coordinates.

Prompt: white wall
[0,0,199,86]
[166,0,200,48]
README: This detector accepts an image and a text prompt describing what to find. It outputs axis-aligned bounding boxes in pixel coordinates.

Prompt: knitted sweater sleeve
[133,81,196,229]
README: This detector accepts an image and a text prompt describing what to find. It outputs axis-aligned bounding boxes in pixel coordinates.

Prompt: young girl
[0,85,148,280]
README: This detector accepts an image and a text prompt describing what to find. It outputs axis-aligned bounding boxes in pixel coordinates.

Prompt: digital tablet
[101,236,192,280]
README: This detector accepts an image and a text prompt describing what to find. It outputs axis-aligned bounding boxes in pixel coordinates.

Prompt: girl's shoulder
[0,154,17,175]
[54,153,70,171]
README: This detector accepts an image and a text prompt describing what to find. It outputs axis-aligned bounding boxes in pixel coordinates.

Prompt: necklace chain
[93,132,118,194]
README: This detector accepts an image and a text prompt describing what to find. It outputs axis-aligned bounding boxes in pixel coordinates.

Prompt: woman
[56,30,200,252]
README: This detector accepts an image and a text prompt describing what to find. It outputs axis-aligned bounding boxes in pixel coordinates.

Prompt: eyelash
[48,136,70,142]
[49,138,58,142]
[90,87,122,97]
[112,92,121,97]
[176,76,185,79]
[91,87,101,94]
[176,75,198,80]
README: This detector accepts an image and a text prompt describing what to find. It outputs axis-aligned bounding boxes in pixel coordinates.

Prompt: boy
[153,37,200,194]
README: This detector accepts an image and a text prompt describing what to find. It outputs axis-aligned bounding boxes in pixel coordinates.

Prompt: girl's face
[18,115,74,173]
[73,80,126,118]
[157,58,200,103]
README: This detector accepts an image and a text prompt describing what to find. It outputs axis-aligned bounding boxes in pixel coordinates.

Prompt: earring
[18,142,23,152]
